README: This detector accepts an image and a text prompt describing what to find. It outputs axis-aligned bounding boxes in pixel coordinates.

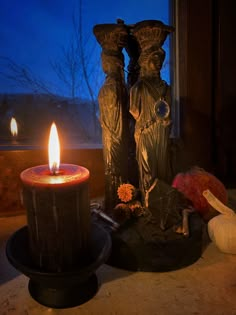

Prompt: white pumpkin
[203,189,236,254]
[208,214,236,254]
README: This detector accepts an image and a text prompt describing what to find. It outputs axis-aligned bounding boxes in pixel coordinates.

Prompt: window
[0,0,173,149]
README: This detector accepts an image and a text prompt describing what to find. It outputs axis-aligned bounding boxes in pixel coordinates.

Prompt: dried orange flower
[117,183,136,203]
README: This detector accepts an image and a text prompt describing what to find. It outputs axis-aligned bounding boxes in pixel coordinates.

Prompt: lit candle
[20,122,91,272]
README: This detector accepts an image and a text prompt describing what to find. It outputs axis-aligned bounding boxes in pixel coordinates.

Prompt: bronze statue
[93,20,204,272]
[129,20,174,209]
[93,24,129,212]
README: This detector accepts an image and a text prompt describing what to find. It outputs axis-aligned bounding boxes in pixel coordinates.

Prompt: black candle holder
[6,222,111,309]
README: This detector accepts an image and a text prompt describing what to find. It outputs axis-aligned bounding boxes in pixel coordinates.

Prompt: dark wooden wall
[174,0,236,187]
[214,0,236,186]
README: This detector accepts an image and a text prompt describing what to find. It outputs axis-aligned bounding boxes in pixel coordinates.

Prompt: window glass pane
[0,0,170,148]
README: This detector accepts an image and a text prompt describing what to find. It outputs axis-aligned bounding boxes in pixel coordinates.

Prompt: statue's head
[93,23,129,52]
[132,20,174,52]
[138,47,166,73]
[131,20,173,75]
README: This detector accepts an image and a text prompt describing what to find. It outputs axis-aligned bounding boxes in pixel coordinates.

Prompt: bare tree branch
[49,0,100,134]
[0,56,55,96]
[75,0,99,134]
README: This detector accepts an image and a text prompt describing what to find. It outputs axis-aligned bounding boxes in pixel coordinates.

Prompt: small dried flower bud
[128,200,145,217]
[117,183,137,203]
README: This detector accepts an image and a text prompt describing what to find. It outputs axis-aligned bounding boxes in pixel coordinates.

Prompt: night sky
[0,0,170,99]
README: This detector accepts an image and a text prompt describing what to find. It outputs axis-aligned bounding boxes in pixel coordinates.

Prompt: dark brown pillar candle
[20,164,90,272]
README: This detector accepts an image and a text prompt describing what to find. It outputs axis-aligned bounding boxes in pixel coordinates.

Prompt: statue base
[101,212,207,272]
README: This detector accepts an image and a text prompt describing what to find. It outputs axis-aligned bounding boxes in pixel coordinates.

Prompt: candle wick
[51,163,59,175]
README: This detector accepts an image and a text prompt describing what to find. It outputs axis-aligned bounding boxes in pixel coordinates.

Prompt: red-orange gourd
[172,167,228,217]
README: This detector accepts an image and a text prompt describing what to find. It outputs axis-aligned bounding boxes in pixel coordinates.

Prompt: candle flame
[48,122,60,174]
[10,117,18,136]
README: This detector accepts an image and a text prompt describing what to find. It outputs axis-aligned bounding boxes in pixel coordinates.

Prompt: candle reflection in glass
[10,117,18,144]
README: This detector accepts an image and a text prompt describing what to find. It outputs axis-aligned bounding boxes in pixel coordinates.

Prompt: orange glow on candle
[48,122,60,174]
[10,117,18,136]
